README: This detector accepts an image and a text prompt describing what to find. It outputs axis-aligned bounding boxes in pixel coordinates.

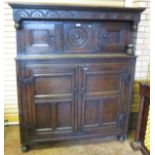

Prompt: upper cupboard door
[20,21,62,54]
[19,21,131,54]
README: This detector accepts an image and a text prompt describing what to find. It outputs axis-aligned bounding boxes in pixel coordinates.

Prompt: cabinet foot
[117,135,126,142]
[21,145,29,152]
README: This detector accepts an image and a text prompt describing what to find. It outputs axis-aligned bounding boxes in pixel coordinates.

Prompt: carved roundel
[67,28,88,48]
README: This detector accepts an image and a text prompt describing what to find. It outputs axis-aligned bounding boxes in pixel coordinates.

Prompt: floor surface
[4,126,142,155]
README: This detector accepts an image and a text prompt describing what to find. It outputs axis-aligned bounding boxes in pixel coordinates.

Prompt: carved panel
[64,23,93,52]
[21,21,131,54]
[67,28,88,48]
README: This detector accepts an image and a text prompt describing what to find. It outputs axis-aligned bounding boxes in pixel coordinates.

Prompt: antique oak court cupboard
[10,3,144,152]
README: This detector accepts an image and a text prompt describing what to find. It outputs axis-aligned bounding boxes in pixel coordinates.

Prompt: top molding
[9,4,145,24]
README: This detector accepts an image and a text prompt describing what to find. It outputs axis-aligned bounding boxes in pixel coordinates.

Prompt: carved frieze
[13,8,142,24]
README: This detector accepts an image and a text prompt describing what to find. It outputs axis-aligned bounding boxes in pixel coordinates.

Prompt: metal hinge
[122,73,132,84]
[22,124,34,129]
[119,113,126,122]
[19,111,28,116]
[18,76,34,85]
[118,113,126,128]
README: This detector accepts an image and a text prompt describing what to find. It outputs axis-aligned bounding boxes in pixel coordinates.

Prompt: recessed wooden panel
[56,102,72,128]
[35,76,73,94]
[35,104,51,129]
[84,100,99,126]
[102,97,119,124]
[23,21,60,53]
[105,22,125,44]
[87,74,120,92]
[108,31,120,43]
[31,30,50,46]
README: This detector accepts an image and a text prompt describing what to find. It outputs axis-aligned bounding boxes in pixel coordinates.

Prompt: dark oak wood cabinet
[10,4,144,152]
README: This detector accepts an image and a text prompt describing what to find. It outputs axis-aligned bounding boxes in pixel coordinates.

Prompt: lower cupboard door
[79,64,131,136]
[19,63,78,142]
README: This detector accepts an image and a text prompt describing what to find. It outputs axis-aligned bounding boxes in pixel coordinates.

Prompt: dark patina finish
[10,4,144,152]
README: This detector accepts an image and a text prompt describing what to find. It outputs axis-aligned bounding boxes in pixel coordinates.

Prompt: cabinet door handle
[84,67,88,71]
[73,67,78,93]
[81,67,88,94]
[49,31,56,40]
[73,87,78,92]
[81,88,85,93]
[102,33,107,41]
[49,33,54,39]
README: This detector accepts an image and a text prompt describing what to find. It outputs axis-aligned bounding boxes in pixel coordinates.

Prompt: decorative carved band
[13,8,141,23]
